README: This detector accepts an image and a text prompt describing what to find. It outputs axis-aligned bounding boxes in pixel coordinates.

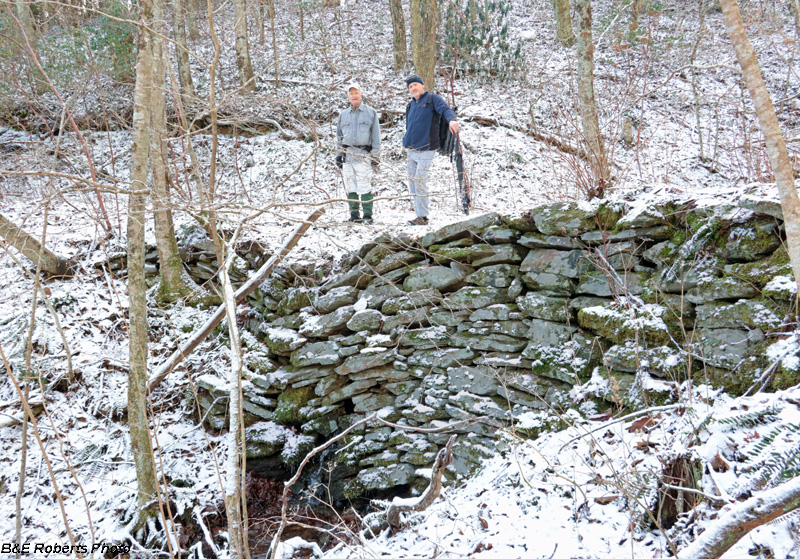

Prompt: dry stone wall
[195,194,797,499]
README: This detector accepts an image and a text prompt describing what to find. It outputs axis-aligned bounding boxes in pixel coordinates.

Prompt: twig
[558,403,686,453]
[660,483,730,503]
[386,435,457,528]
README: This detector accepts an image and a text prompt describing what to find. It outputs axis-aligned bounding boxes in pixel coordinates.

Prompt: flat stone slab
[516,293,571,322]
[528,201,598,236]
[469,303,523,322]
[403,265,467,292]
[580,225,672,245]
[346,309,384,332]
[398,325,453,349]
[694,327,765,369]
[299,305,357,337]
[520,248,587,279]
[449,331,528,352]
[444,285,516,310]
[465,264,520,288]
[696,300,782,330]
[382,288,443,314]
[314,286,358,313]
[352,392,396,412]
[686,276,760,304]
[575,270,647,296]
[290,341,343,368]
[480,225,522,244]
[447,365,500,396]
[421,212,502,247]
[407,347,476,369]
[358,283,404,309]
[336,348,397,375]
[471,244,527,267]
[518,232,581,250]
[263,327,308,356]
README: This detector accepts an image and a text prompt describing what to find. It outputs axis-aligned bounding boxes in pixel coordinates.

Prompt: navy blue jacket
[403,92,457,151]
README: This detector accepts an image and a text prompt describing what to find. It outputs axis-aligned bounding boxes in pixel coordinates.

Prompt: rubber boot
[361,192,374,224]
[347,193,360,222]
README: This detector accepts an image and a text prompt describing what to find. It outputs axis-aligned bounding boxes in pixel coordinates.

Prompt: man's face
[348,88,362,107]
[408,81,425,100]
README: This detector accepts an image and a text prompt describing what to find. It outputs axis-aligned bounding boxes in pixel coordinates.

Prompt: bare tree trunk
[267,0,280,88]
[418,0,437,90]
[679,476,800,559]
[410,0,421,73]
[0,214,74,276]
[299,0,305,40]
[575,0,610,198]
[187,0,200,40]
[14,0,45,92]
[219,241,249,559]
[151,30,191,303]
[719,0,800,292]
[233,0,255,91]
[128,0,159,523]
[553,0,575,46]
[389,0,407,72]
[172,0,196,104]
[792,0,800,42]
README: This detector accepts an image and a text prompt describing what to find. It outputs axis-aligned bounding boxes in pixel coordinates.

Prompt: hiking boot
[349,212,360,222]
[362,215,373,225]
[407,216,429,226]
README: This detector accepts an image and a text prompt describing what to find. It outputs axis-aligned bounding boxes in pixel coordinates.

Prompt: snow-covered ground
[1,0,800,557]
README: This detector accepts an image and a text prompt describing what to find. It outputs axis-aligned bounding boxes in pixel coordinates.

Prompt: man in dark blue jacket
[402,75,459,226]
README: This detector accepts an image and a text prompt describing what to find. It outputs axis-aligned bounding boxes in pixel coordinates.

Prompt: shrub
[438,0,524,81]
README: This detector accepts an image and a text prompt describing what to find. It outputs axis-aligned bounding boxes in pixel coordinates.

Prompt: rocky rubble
[194,193,796,500]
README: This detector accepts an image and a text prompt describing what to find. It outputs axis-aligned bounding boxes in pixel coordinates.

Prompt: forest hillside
[1,0,800,557]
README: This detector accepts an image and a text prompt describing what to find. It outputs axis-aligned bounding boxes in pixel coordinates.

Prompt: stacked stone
[98,223,273,288]
[195,194,795,500]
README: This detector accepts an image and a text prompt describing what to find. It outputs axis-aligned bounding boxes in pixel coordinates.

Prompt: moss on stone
[187,291,224,309]
[594,201,623,231]
[714,218,781,262]
[273,385,315,425]
[577,305,674,345]
[725,246,792,289]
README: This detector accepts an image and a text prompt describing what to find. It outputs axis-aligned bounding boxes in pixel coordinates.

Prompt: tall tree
[265,0,280,87]
[410,0,421,74]
[13,0,45,93]
[151,25,191,303]
[128,0,159,524]
[553,0,575,46]
[575,0,610,197]
[233,0,255,91]
[417,0,437,89]
[719,0,800,291]
[171,0,196,105]
[389,0,407,72]
[187,0,200,40]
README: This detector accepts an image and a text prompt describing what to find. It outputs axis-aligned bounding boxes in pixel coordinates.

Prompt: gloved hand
[335,154,344,169]
[371,158,379,172]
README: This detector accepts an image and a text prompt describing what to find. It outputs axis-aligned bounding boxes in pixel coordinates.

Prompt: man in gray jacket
[336,82,381,224]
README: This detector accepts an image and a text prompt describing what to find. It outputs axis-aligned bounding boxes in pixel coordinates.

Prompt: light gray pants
[406,150,436,218]
[343,151,374,195]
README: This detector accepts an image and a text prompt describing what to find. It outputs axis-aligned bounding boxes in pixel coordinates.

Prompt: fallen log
[462,116,584,158]
[0,213,75,277]
[146,208,324,392]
